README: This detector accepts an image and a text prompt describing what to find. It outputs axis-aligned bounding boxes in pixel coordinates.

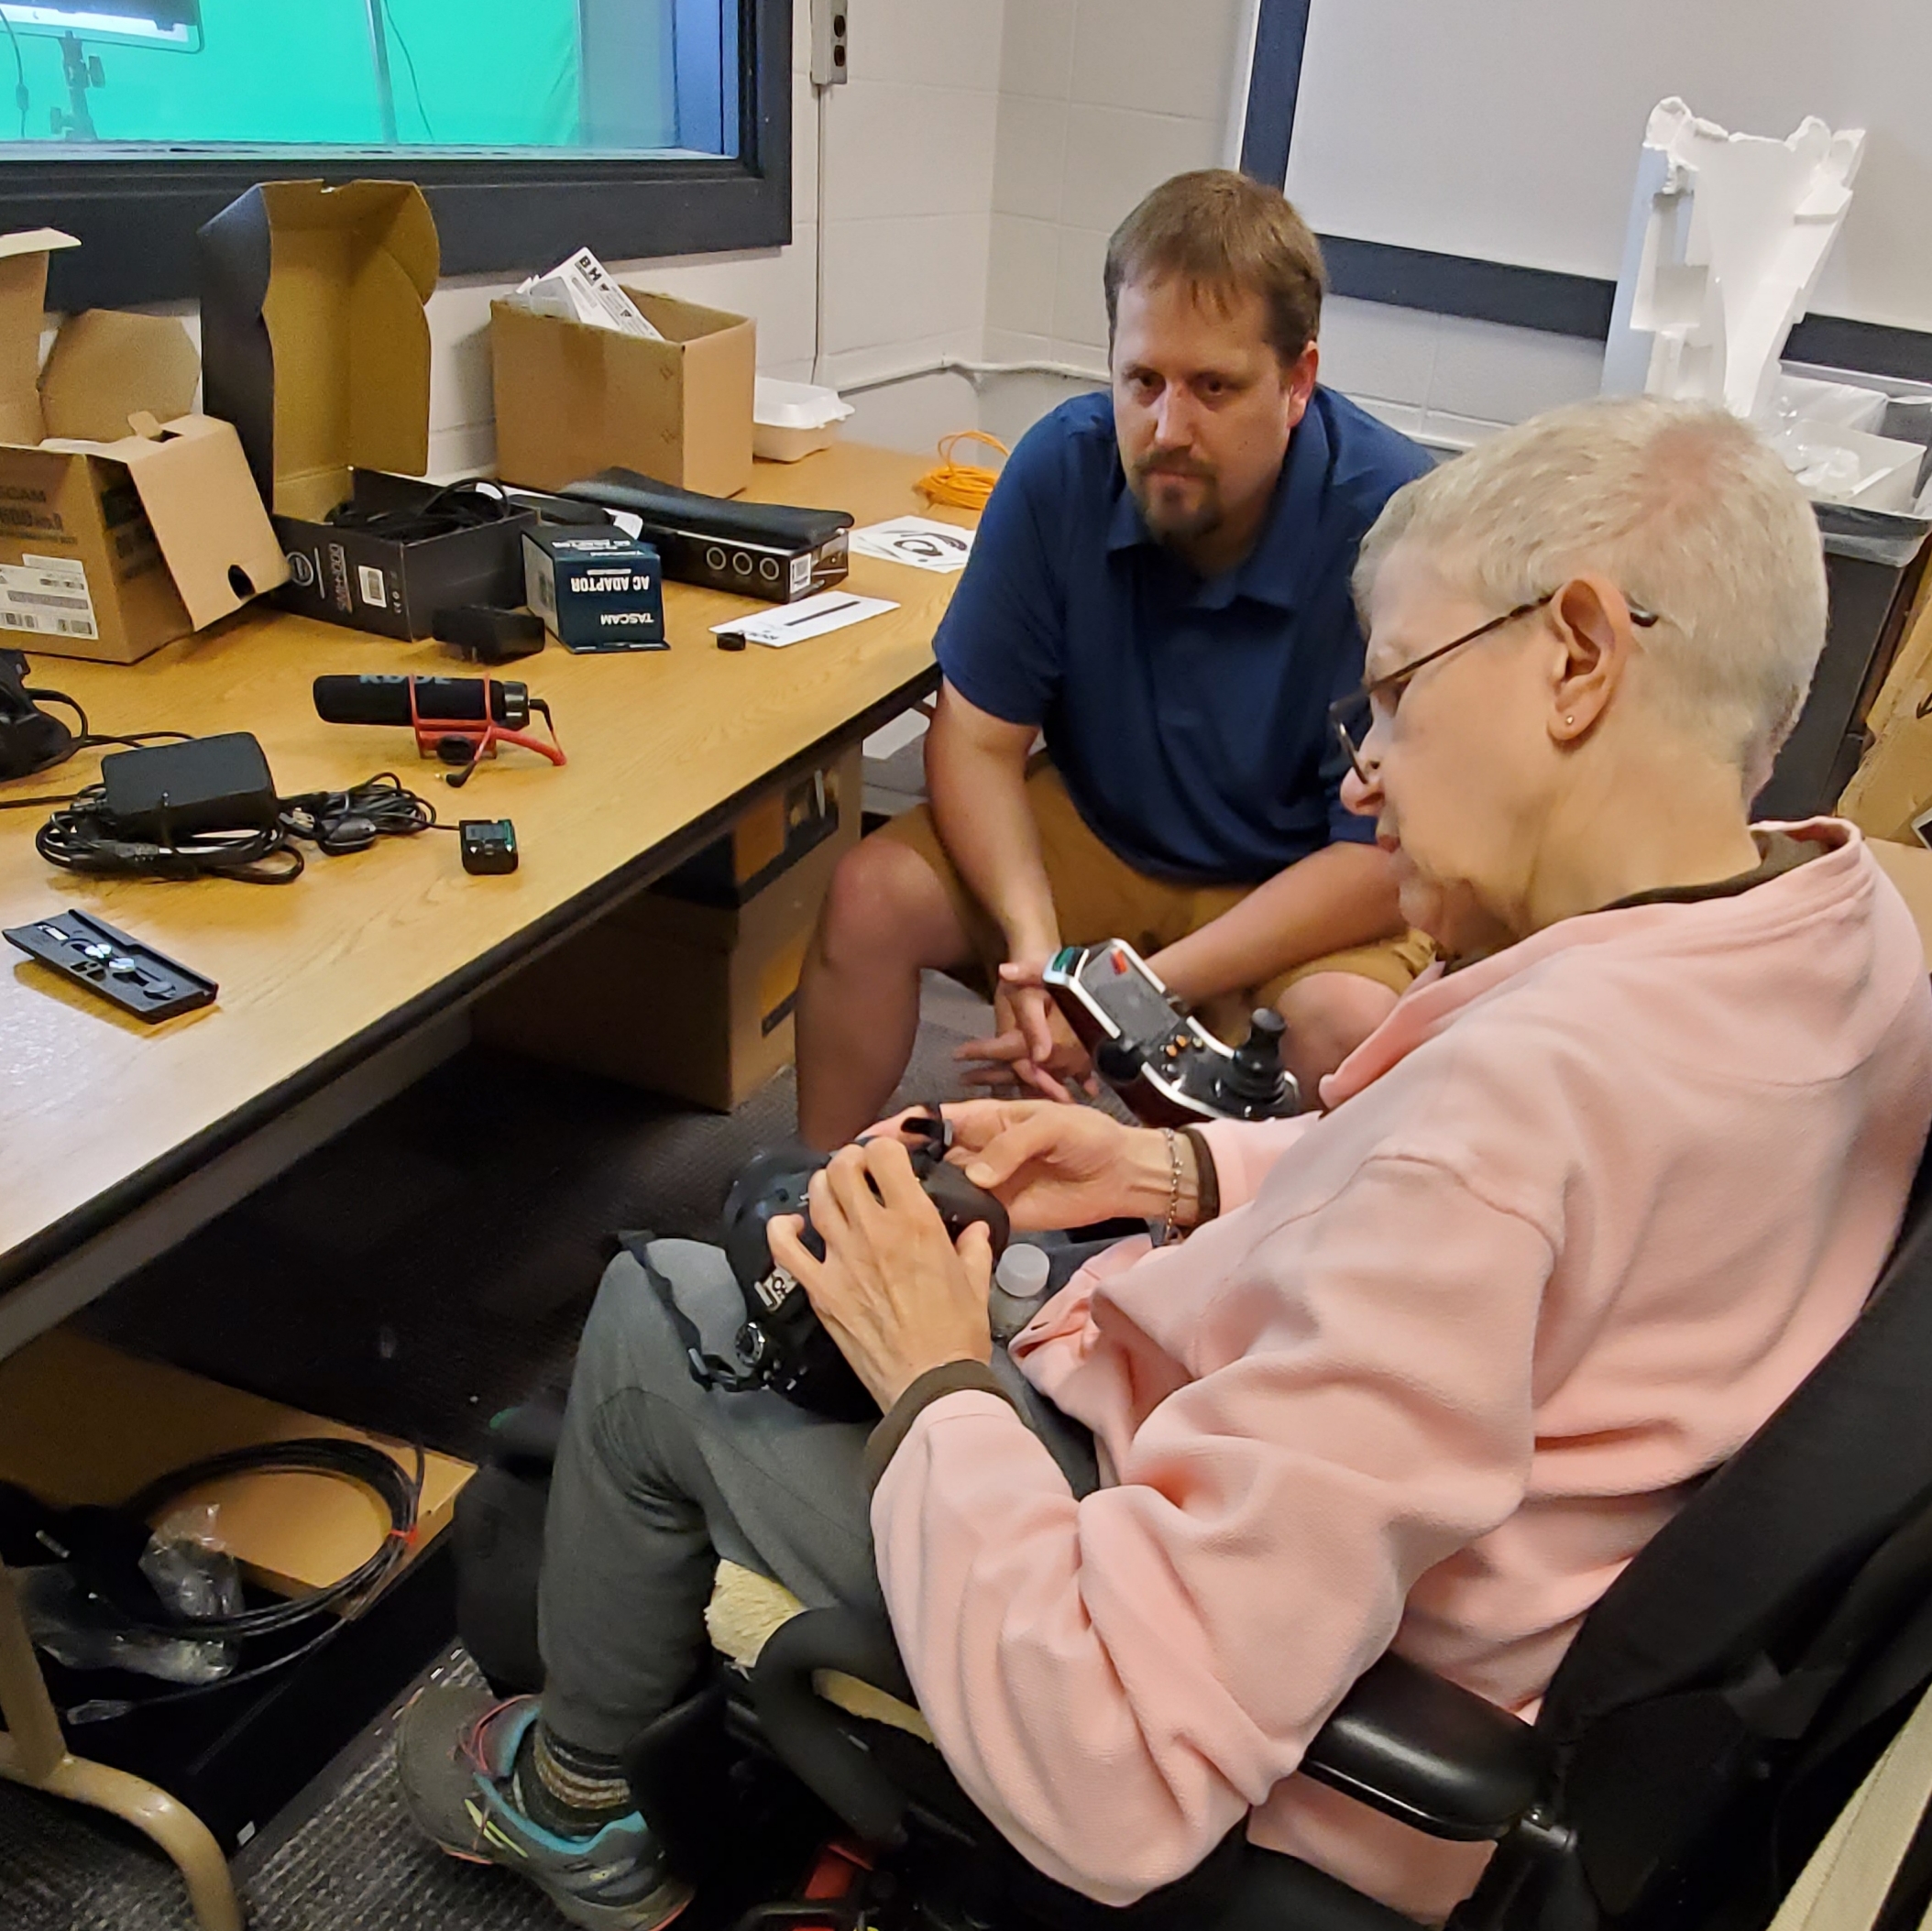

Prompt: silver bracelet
[1155,1127,1183,1246]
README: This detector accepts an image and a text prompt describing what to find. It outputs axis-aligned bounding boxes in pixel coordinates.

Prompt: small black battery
[460,818,519,874]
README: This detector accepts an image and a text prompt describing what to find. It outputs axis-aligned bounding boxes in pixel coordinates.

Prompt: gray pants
[537,1242,1093,1757]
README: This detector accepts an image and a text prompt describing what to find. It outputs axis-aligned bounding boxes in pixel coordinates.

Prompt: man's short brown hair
[1103,170,1326,368]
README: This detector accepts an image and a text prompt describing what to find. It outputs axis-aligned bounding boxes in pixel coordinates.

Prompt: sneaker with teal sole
[396,1682,694,1931]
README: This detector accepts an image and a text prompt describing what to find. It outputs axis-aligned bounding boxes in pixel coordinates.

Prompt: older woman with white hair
[400,399,1932,1931]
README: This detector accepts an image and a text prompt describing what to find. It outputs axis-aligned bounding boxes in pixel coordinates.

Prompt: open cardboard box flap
[40,307,200,442]
[0,227,77,444]
[0,231,199,443]
[41,413,289,626]
[200,179,437,519]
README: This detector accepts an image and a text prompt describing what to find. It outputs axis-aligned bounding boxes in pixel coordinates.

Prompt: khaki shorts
[877,764,1435,1039]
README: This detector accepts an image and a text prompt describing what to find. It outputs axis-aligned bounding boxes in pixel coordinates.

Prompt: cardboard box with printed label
[475,750,861,1111]
[490,288,756,499]
[522,527,665,652]
[199,181,535,640]
[0,229,286,664]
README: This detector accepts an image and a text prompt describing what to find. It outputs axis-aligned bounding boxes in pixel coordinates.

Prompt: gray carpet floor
[0,1651,556,1931]
[0,971,994,1931]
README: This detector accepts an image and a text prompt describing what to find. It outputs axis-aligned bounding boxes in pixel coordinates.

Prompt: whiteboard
[1282,0,1932,334]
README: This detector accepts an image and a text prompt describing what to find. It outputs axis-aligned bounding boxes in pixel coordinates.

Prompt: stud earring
[1564,715,1575,727]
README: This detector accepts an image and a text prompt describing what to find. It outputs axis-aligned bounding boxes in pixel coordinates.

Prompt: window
[0,0,789,308]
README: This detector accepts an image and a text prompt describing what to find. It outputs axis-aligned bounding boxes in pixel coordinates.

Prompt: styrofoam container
[1773,421,1925,513]
[1769,371,1890,434]
[752,377,853,462]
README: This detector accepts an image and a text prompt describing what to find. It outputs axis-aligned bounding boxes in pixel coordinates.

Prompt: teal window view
[0,0,740,154]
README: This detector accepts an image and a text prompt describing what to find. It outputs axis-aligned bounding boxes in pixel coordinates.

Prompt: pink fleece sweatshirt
[871,821,1932,1919]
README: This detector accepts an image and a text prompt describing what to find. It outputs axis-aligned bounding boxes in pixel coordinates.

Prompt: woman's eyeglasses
[1328,593,1661,785]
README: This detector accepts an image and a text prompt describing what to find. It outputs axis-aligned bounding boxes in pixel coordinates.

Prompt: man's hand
[955,960,1097,1103]
[768,1139,995,1412]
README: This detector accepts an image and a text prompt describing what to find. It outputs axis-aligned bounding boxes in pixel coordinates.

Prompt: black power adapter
[98,733,280,839]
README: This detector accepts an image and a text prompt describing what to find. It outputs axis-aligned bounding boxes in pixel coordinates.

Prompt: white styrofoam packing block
[1602,98,1864,422]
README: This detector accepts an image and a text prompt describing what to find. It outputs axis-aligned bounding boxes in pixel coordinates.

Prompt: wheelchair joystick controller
[1043,939,1301,1127]
[1217,1009,1291,1114]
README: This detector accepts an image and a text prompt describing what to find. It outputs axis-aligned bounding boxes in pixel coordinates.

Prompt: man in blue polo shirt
[795,170,1434,1147]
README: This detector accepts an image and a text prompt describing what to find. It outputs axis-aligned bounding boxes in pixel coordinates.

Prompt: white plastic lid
[994,1243,1051,1298]
[753,375,855,431]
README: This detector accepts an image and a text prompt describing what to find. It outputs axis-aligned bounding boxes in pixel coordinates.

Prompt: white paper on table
[847,515,976,573]
[709,588,898,648]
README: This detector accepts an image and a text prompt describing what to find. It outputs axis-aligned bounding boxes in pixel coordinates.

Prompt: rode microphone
[313,675,530,730]
[312,675,565,786]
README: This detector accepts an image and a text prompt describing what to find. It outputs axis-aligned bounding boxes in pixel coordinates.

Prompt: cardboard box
[0,229,286,664]
[657,754,850,905]
[522,527,665,653]
[477,748,861,1111]
[280,469,536,641]
[1840,591,1932,840]
[200,181,435,518]
[38,307,200,443]
[200,181,531,640]
[1870,839,1932,971]
[491,288,756,499]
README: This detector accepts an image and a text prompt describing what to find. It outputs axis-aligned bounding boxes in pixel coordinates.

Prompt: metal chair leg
[0,1561,245,1931]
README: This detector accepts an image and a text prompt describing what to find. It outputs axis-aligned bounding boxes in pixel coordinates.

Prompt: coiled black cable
[33,772,445,883]
[118,1436,424,1641]
[59,1437,427,1727]
[35,786,305,883]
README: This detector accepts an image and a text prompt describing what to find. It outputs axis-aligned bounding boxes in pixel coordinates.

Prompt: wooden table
[0,441,962,1317]
[0,441,964,1931]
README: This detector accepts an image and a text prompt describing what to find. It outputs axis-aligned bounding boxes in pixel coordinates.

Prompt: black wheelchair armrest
[1300,1651,1555,1842]
[748,1606,919,1849]
[750,1608,1553,1854]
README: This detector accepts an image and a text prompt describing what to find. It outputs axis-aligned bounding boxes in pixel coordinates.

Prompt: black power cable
[33,772,449,883]
[378,0,434,141]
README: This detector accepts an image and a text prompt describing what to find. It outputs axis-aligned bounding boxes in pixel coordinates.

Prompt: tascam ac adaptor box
[522,528,665,652]
[491,288,756,499]
[0,229,286,664]
[199,181,532,640]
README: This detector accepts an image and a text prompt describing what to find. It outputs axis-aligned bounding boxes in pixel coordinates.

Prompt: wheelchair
[459,1145,1932,1931]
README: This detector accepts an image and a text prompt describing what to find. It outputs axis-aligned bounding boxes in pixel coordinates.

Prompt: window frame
[5,0,791,312]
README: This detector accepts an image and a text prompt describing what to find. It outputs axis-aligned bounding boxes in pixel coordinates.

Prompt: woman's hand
[768,1139,994,1412]
[938,1100,1183,1233]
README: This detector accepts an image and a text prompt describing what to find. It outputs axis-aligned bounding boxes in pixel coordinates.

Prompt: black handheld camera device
[708,1117,1011,1421]
[0,650,77,781]
[1044,938,1301,1127]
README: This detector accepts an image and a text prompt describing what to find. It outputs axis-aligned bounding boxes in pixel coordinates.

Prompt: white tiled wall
[1319,299,1606,452]
[982,0,1235,399]
[974,0,1606,455]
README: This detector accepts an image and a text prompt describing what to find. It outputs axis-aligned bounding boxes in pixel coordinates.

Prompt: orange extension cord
[917,430,1010,511]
